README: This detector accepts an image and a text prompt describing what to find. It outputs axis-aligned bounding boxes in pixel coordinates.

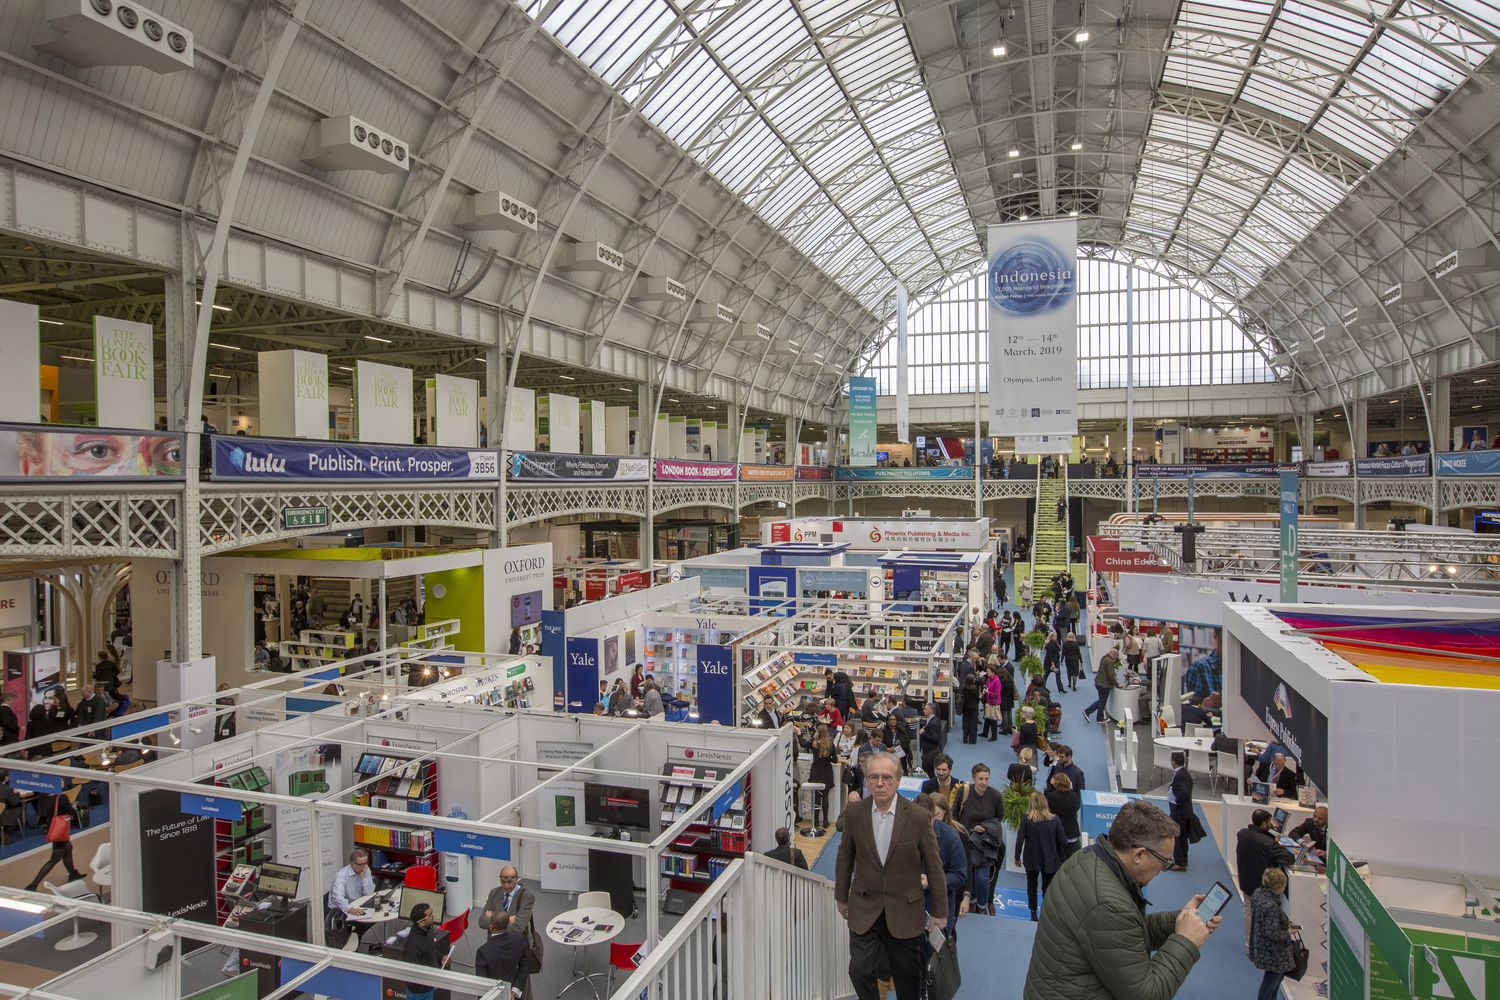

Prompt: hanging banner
[696,643,735,725]
[564,636,599,714]
[139,788,216,923]
[94,317,155,429]
[507,386,536,452]
[1436,450,1500,476]
[836,467,972,480]
[739,464,794,482]
[507,452,649,481]
[354,360,414,444]
[654,459,736,481]
[895,284,910,444]
[1355,454,1428,477]
[0,424,184,480]
[429,374,479,448]
[213,436,497,481]
[547,393,580,454]
[795,466,833,481]
[258,350,329,440]
[986,220,1078,437]
[848,376,877,467]
[0,300,40,424]
[1134,463,1280,478]
[1279,469,1300,603]
[1305,460,1352,477]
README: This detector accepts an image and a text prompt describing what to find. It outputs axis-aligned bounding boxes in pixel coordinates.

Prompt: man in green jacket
[1024,800,1220,999]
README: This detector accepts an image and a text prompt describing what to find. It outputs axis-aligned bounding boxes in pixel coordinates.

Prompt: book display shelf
[213,765,272,924]
[658,763,749,900]
[350,751,439,881]
[279,628,358,671]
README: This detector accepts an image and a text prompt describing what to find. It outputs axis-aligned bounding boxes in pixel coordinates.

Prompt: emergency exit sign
[282,506,330,530]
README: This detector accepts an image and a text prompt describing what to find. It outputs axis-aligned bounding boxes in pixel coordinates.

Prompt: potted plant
[1023,629,1048,652]
[1017,652,1044,679]
[1002,778,1033,873]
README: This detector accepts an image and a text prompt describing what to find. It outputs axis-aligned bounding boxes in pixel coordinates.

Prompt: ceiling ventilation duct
[302,115,409,175]
[37,0,193,73]
[457,190,538,234]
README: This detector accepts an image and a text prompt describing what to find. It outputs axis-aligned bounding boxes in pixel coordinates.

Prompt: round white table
[1153,735,1215,754]
[342,888,404,951]
[547,906,624,999]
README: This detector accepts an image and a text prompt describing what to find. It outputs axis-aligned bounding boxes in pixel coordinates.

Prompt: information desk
[1107,683,1146,723]
[236,900,309,942]
[1219,793,1323,879]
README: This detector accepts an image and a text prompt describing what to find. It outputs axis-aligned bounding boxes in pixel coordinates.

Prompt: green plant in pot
[1023,629,1048,652]
[1002,779,1033,828]
[1017,652,1044,679]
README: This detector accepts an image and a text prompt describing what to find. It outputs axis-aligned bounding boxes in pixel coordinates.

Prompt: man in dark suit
[482,866,535,933]
[917,702,944,778]
[1235,808,1293,943]
[757,695,785,730]
[835,752,947,1000]
[474,913,530,996]
[1168,751,1194,869]
[1254,752,1301,799]
[765,826,808,870]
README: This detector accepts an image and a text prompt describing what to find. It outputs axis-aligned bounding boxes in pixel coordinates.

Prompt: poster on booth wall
[535,741,594,892]
[564,637,599,713]
[430,374,479,448]
[272,743,344,897]
[354,360,414,444]
[697,644,735,725]
[139,788,216,923]
[0,300,40,424]
[94,317,155,429]
[848,377,877,466]
[986,220,1078,437]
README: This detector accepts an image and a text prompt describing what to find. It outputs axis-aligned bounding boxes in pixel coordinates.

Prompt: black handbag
[1288,934,1311,981]
[925,936,961,1000]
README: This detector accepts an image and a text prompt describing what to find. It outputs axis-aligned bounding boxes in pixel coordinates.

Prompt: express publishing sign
[1238,645,1328,791]
[213,436,498,481]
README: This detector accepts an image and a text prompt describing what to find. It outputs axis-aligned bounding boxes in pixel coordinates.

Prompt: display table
[237,900,309,942]
[547,906,624,999]
[346,888,403,925]
[1152,735,1214,754]
[1107,683,1145,722]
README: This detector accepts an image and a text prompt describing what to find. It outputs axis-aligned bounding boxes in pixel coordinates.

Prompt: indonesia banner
[986,220,1078,437]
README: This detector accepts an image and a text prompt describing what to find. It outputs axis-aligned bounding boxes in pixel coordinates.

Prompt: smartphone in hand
[1196,881,1233,924]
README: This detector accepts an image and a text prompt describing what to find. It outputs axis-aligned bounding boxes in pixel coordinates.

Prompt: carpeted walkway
[811,566,1265,998]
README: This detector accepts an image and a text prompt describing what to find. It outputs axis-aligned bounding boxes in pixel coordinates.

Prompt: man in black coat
[1167,752,1193,869]
[474,913,530,997]
[0,692,19,745]
[918,702,945,778]
[1254,752,1302,799]
[1235,808,1293,942]
[765,826,809,869]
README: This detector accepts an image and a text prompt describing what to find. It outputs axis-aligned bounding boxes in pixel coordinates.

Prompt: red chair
[609,941,645,991]
[403,864,438,891]
[439,908,471,970]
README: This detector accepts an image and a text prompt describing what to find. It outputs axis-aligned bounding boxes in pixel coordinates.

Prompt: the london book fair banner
[848,376,878,466]
[986,220,1078,437]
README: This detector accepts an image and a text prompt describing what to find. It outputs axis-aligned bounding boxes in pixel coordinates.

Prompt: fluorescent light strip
[336,366,354,372]
[39,318,64,326]
[210,342,239,351]
[558,374,575,380]
[61,354,93,363]
[209,373,232,380]
[364,335,392,344]
[195,301,232,313]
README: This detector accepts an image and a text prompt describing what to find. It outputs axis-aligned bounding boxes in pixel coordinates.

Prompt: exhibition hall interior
[1,1,1498,999]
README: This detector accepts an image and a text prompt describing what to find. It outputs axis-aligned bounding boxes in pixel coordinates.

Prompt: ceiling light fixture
[364,335,392,344]
[211,342,239,351]
[1388,398,1400,403]
[1474,404,1483,409]
[1474,377,1489,384]
[61,354,93,363]
[1008,148,1020,158]
[1069,209,1079,217]
[39,318,64,326]
[1075,29,1090,42]
[559,374,575,380]
[336,365,354,372]
[195,301,233,313]
[1019,213,1029,220]
[1070,140,1082,151]
[209,373,232,380]
[992,43,1007,57]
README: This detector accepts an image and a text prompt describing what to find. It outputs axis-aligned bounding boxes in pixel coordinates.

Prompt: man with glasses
[329,848,376,949]
[1023,800,1221,999]
[483,865,535,938]
[835,752,947,1000]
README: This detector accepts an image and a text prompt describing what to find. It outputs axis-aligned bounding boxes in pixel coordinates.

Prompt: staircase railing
[608,853,854,1000]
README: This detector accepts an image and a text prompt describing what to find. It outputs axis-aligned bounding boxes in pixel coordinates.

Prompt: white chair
[1151,742,1175,788]
[1216,751,1240,795]
[44,880,100,952]
[579,890,611,911]
[88,842,111,899]
[1186,724,1213,738]
[1160,726,1183,738]
[1187,748,1214,783]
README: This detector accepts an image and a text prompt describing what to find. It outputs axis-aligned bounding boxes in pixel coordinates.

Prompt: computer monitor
[400,886,446,925]
[256,862,302,900]
[1249,781,1270,805]
[583,783,651,830]
[1272,807,1290,832]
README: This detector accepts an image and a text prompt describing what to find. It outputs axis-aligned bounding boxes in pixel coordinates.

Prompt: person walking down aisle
[1249,867,1299,1000]
[959,674,980,744]
[1081,646,1122,724]
[835,753,947,1000]
[25,792,85,890]
[1015,790,1068,921]
[1168,752,1194,870]
[1023,800,1221,1000]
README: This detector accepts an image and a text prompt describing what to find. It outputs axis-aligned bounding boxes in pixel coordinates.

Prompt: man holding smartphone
[1024,800,1222,999]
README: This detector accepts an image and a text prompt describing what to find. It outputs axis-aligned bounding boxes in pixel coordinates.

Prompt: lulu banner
[0,300,40,424]
[95,317,155,428]
[214,436,497,481]
[655,459,736,481]
[848,376,877,466]
[508,452,649,481]
[0,423,183,480]
[354,360,413,444]
[739,464,794,482]
[986,219,1078,437]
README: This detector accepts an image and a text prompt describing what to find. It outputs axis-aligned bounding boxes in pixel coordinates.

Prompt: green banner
[1329,839,1414,996]
[1330,917,1367,1000]
[848,376,877,467]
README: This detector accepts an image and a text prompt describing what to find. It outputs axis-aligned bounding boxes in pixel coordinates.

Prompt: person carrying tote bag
[26,792,85,891]
[1249,867,1302,1000]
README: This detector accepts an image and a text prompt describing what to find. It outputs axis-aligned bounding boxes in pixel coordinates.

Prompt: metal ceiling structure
[0,0,1497,430]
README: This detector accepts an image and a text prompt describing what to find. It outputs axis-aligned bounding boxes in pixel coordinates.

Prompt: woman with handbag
[25,791,85,890]
[982,669,1005,742]
[1249,866,1301,1000]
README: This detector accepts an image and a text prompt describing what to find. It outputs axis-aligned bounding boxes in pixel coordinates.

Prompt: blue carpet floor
[812,567,1264,998]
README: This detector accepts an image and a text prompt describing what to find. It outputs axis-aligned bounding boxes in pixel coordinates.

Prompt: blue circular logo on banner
[989,239,1075,316]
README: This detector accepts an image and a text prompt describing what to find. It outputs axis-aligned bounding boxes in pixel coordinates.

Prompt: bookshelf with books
[213,765,273,925]
[349,751,439,881]
[278,628,358,671]
[398,618,460,652]
[657,763,749,896]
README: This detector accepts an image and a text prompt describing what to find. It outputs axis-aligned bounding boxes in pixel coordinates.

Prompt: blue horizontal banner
[180,793,241,817]
[1436,449,1500,476]
[8,769,65,794]
[836,467,973,480]
[433,829,511,860]
[793,652,838,667]
[1134,463,1281,478]
[110,711,170,740]
[213,436,498,482]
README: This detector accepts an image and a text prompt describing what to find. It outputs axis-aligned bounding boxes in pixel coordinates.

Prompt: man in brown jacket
[835,751,947,1000]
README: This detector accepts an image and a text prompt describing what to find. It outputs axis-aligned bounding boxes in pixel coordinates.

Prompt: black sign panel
[138,788,216,924]
[506,451,649,481]
[1238,646,1328,792]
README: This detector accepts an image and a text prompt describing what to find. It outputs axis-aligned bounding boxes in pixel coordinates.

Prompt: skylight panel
[715,2,804,82]
[831,28,911,93]
[645,51,740,143]
[711,117,786,192]
[759,167,822,228]
[544,0,674,84]
[1312,104,1396,164]
[1242,74,1327,125]
[1176,0,1274,36]
[1359,31,1466,112]
[1162,55,1244,95]
[764,68,845,136]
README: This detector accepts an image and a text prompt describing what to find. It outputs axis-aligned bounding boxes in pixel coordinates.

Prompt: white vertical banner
[431,373,479,447]
[895,284,910,444]
[507,386,536,451]
[354,360,413,443]
[0,300,40,424]
[986,220,1078,436]
[259,350,329,440]
[548,392,580,453]
[94,317,155,428]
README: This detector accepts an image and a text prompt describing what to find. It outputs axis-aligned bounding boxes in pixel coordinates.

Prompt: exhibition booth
[3,675,791,964]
